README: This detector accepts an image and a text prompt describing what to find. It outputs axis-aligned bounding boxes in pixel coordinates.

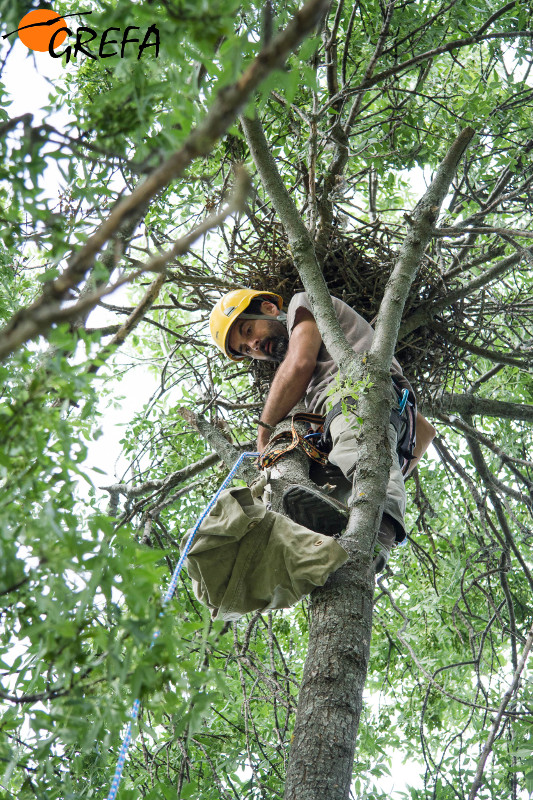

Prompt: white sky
[3,39,63,119]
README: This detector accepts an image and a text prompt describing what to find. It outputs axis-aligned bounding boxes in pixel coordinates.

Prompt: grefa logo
[3,7,160,63]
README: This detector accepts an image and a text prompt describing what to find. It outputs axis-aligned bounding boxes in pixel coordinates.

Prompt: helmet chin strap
[238,311,287,324]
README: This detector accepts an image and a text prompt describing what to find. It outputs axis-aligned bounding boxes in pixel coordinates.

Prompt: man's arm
[257,308,322,451]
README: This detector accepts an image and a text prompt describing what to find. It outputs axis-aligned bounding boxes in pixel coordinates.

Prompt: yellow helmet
[209,288,283,361]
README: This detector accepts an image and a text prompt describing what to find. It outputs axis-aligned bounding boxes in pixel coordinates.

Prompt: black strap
[321,382,417,473]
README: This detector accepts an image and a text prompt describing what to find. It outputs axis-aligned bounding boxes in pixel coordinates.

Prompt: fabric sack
[180,484,349,621]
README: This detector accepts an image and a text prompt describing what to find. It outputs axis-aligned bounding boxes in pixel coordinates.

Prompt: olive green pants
[327,412,407,544]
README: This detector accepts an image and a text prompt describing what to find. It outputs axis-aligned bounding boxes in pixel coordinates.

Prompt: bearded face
[228,316,289,362]
[257,319,289,362]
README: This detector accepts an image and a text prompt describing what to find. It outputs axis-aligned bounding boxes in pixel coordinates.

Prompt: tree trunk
[284,522,376,800]
[241,107,475,799]
[285,130,474,800]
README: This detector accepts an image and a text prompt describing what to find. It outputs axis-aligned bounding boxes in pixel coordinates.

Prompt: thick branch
[103,452,220,502]
[72,203,150,332]
[422,394,533,423]
[371,127,475,368]
[240,113,355,372]
[437,225,533,240]
[177,408,257,485]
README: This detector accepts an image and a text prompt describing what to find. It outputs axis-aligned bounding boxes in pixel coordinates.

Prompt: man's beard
[260,320,288,362]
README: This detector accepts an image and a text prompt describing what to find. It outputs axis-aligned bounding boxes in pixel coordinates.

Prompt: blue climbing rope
[105,451,259,800]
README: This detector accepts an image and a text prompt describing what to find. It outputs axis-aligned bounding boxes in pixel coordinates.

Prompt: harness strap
[260,412,329,469]
[321,380,417,475]
[260,381,418,476]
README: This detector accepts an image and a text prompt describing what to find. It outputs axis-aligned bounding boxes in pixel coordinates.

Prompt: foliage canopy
[0,1,532,798]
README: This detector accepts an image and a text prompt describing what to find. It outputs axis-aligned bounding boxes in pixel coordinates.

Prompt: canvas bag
[181,484,348,621]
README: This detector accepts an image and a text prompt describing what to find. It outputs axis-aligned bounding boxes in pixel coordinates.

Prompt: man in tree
[210,288,414,571]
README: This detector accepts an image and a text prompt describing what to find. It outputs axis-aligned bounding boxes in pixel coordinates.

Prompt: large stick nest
[226,216,460,402]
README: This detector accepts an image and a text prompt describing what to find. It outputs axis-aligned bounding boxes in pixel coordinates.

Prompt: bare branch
[88,272,166,374]
[437,413,533,479]
[428,322,531,370]
[400,250,528,337]
[102,452,220,502]
[469,619,533,800]
[326,28,533,113]
[423,394,533,423]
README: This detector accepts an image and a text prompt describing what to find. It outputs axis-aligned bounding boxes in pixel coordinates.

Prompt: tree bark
[422,393,533,423]
[242,111,474,799]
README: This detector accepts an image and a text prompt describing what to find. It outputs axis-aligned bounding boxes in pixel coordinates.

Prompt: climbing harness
[322,381,417,474]
[260,412,329,470]
[261,381,417,477]
[105,451,259,800]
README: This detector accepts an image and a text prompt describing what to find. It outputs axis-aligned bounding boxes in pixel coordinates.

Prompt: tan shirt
[286,292,405,414]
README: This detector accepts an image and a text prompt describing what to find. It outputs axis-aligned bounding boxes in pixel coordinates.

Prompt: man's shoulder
[288,292,355,317]
[287,292,310,311]
[286,292,312,334]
